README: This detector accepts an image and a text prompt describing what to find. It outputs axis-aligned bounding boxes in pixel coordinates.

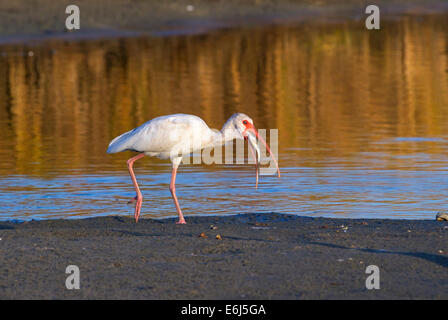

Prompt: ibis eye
[242,120,248,125]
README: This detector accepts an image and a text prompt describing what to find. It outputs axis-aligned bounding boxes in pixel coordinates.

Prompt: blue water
[1,16,448,220]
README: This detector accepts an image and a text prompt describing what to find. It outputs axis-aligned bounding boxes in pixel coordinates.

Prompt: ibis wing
[107,114,212,154]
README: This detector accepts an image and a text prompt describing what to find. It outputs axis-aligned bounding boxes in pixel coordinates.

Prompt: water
[1,14,448,220]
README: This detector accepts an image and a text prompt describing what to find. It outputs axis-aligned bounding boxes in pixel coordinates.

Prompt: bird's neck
[219,120,240,143]
[206,122,240,148]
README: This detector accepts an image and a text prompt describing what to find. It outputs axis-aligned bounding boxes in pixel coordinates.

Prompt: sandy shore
[0,213,446,299]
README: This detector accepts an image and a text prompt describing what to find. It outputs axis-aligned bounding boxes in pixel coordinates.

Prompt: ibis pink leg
[169,165,186,224]
[127,153,145,222]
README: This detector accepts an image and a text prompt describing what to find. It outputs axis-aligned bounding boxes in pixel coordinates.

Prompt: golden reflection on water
[1,15,448,220]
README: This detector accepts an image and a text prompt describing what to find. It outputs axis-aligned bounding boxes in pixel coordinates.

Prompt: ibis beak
[244,124,281,182]
[246,135,260,188]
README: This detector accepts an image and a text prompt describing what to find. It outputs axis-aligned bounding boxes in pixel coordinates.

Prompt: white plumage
[107,113,280,224]
[107,114,216,158]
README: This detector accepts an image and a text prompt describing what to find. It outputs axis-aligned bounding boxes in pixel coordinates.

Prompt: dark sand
[1,0,448,300]
[0,213,447,299]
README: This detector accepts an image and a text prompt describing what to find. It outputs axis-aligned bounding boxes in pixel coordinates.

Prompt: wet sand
[0,213,447,299]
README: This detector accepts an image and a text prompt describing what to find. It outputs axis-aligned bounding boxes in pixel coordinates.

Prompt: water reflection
[1,15,448,220]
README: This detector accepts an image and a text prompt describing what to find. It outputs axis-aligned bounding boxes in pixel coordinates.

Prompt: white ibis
[107,113,280,224]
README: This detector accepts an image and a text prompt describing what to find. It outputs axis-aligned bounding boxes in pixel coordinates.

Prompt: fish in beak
[243,122,281,188]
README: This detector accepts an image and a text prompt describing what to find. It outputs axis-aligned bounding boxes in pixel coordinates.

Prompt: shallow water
[1,14,448,220]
